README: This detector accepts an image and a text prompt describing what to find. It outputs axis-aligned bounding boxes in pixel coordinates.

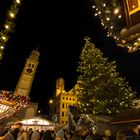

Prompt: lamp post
[49,99,53,104]
[49,99,54,120]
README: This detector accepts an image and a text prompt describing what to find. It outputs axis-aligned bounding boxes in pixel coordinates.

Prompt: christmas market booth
[68,106,127,135]
[21,117,57,131]
[111,108,140,125]
[88,114,127,134]
[0,90,30,121]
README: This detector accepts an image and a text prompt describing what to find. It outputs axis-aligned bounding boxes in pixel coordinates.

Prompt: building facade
[15,49,40,120]
[52,78,77,127]
[15,49,40,96]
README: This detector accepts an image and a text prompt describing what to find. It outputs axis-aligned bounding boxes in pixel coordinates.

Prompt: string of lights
[0,0,22,60]
[91,0,140,53]
[0,90,30,120]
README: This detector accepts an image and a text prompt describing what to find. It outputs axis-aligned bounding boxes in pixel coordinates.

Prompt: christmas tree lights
[91,0,140,53]
[76,37,136,115]
[0,0,22,60]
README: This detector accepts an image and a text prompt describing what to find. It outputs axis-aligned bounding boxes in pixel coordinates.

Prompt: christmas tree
[76,37,136,115]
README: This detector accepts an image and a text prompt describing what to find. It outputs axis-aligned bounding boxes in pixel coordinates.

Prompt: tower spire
[84,36,91,42]
[15,49,40,96]
[36,45,39,51]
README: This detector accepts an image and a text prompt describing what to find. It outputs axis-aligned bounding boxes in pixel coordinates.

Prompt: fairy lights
[0,90,30,120]
[91,0,140,53]
[0,0,22,60]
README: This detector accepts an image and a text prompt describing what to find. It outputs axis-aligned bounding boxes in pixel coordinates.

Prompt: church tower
[56,78,65,96]
[15,49,40,96]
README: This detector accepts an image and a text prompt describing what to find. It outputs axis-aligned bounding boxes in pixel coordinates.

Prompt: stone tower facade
[56,78,65,97]
[54,78,77,127]
[15,49,40,96]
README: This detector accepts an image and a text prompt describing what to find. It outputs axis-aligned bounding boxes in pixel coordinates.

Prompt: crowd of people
[0,120,140,140]
[0,122,55,140]
[56,122,140,140]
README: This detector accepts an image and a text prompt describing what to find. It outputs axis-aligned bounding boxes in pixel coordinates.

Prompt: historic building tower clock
[15,49,40,96]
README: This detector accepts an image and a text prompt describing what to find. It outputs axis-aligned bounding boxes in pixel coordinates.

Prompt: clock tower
[15,49,40,96]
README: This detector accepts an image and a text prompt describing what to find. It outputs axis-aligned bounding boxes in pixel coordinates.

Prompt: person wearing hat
[0,123,20,140]
[13,121,28,140]
[124,123,140,139]
[56,128,65,140]
[101,129,115,140]
[0,122,6,137]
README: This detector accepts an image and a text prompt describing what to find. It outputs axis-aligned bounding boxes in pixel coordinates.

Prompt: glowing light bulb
[114,36,117,39]
[134,42,138,46]
[9,12,15,18]
[118,15,122,19]
[101,22,104,26]
[110,26,113,29]
[5,25,9,29]
[96,8,98,11]
[114,8,120,14]
[16,0,20,4]
[94,13,98,16]
[2,36,6,40]
[106,17,110,21]
[132,5,135,9]
[103,3,106,7]
[92,5,96,9]
[0,46,4,50]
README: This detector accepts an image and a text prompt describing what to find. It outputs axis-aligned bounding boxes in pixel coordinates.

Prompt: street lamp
[49,99,53,104]
[49,99,54,120]
[38,110,41,114]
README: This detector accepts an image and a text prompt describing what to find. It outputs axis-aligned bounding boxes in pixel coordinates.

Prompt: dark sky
[0,0,140,114]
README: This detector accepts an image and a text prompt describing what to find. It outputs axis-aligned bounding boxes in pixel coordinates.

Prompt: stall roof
[21,117,55,126]
[111,108,140,124]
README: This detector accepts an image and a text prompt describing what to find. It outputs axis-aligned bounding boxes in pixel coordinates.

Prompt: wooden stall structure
[21,117,57,131]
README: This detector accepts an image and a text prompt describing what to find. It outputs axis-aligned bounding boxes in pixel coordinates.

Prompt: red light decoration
[0,90,30,120]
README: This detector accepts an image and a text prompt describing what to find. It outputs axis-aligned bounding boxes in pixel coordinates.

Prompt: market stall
[21,117,57,131]
[0,90,30,120]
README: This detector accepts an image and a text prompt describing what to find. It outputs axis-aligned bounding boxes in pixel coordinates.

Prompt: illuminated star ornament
[0,90,30,120]
[91,0,140,53]
[0,0,22,60]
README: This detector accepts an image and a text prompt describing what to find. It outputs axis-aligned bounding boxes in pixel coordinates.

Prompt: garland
[0,90,30,120]
[91,0,140,53]
[0,0,22,60]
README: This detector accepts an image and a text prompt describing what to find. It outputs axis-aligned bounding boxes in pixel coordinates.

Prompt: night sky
[0,0,140,114]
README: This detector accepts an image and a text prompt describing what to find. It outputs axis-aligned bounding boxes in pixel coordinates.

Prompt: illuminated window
[128,0,139,11]
[32,64,35,68]
[126,0,140,26]
[62,112,64,117]
[62,103,64,108]
[28,63,31,67]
